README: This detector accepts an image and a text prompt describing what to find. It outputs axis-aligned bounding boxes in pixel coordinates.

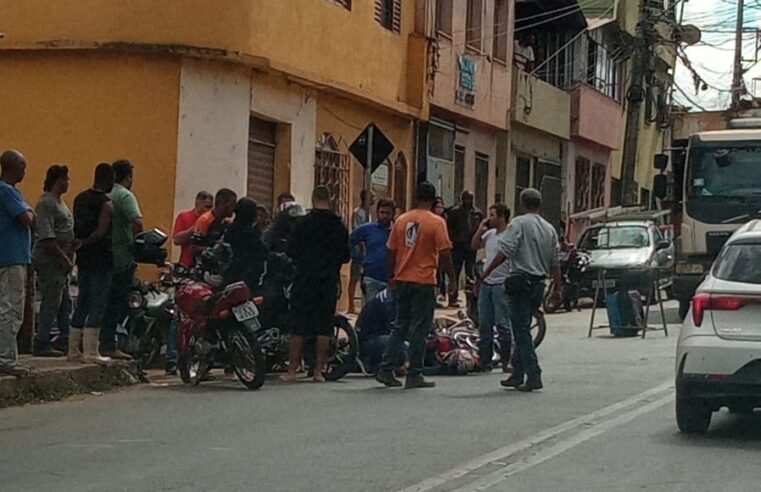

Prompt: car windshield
[713,243,761,284]
[689,142,761,198]
[580,226,650,250]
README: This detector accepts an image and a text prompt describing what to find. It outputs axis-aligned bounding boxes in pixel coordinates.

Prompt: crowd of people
[0,146,562,391]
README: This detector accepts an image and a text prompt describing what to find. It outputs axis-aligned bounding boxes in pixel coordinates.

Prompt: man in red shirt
[173,191,213,267]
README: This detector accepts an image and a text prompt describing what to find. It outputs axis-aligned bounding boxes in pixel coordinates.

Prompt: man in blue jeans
[350,198,394,304]
[471,203,512,372]
[479,189,561,391]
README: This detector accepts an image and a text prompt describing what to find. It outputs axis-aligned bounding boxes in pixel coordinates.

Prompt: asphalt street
[2,302,759,492]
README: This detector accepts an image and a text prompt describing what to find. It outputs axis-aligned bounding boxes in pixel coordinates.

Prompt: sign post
[349,123,394,202]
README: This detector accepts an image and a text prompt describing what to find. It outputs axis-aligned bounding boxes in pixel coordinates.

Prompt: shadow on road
[659,411,761,450]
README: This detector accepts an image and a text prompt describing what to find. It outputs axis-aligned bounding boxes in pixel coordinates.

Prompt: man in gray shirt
[479,188,561,391]
[33,165,78,357]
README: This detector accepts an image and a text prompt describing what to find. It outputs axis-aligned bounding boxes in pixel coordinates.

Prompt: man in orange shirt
[376,182,455,389]
[192,188,237,251]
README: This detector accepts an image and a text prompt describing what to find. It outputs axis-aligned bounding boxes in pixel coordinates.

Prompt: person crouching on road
[375,182,456,390]
[471,203,513,372]
[479,189,562,392]
[281,185,350,383]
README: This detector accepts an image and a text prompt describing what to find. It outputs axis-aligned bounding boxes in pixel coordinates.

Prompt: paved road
[1,303,759,491]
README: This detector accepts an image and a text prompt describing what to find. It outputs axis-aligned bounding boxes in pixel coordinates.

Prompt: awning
[515,0,588,33]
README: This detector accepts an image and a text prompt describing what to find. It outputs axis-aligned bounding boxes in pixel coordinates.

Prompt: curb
[0,362,142,408]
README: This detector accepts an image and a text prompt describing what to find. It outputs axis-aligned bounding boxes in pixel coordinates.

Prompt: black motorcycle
[253,252,358,381]
[544,242,592,313]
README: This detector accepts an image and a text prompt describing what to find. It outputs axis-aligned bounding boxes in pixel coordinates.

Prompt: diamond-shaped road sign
[349,123,394,174]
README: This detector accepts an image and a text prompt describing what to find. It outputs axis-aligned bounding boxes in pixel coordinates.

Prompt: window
[466,0,483,52]
[574,157,591,212]
[714,244,761,284]
[375,0,401,34]
[586,31,624,101]
[315,135,350,224]
[592,163,606,209]
[610,178,621,207]
[428,124,455,161]
[580,226,650,251]
[535,32,576,88]
[493,0,508,63]
[332,0,351,10]
[641,188,651,209]
[436,0,453,36]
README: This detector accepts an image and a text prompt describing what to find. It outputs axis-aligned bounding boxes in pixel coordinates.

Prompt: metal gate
[247,117,276,211]
[315,148,350,225]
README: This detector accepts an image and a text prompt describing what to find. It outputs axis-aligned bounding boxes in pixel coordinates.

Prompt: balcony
[570,83,623,150]
[511,69,570,140]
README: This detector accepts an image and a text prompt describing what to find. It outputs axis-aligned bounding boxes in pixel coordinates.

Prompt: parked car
[675,219,761,433]
[577,220,675,303]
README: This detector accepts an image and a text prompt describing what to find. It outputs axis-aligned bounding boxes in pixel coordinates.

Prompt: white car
[676,220,761,433]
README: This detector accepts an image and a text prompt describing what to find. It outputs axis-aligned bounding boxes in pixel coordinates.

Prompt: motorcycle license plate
[592,279,616,289]
[232,301,259,322]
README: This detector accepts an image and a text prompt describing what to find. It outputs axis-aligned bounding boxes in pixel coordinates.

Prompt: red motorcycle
[175,265,267,390]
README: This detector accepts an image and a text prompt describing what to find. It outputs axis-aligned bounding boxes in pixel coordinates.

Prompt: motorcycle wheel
[324,316,359,382]
[228,322,267,390]
[178,336,197,385]
[532,312,547,349]
[137,320,164,368]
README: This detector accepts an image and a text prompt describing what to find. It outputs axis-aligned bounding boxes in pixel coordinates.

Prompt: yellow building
[0,0,427,308]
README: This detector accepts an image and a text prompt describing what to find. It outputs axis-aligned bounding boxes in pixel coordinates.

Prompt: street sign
[349,123,394,173]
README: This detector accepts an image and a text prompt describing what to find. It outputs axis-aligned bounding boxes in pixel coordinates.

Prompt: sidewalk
[0,355,141,407]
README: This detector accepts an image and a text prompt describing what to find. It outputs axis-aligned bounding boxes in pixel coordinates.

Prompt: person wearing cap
[479,188,562,392]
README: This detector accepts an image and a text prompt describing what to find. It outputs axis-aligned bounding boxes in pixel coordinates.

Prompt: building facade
[0,0,428,309]
[416,0,513,212]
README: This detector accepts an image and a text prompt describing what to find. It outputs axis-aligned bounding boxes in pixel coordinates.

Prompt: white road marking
[399,381,674,492]
[452,393,674,491]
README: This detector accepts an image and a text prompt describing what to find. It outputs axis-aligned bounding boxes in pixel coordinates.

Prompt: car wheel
[676,398,711,434]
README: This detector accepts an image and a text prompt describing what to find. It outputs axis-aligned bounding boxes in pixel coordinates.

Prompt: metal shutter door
[248,117,276,211]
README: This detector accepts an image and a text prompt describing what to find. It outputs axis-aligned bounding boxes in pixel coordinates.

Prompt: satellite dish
[675,25,701,46]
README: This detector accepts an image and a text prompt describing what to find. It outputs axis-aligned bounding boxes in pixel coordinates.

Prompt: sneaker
[404,374,436,389]
[0,365,31,377]
[33,346,64,358]
[517,375,543,392]
[375,371,403,387]
[500,374,524,388]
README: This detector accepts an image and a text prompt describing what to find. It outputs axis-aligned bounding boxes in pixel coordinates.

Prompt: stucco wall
[673,111,726,140]
[430,0,513,130]
[175,58,251,221]
[0,50,180,241]
[455,123,499,210]
[512,71,571,140]
[250,72,317,206]
[571,84,624,150]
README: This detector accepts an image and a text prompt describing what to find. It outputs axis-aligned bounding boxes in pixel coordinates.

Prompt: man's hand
[388,277,397,292]
[473,277,482,298]
[71,239,83,252]
[58,255,74,274]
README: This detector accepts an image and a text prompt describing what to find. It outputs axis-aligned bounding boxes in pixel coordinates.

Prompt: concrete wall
[455,122,499,209]
[672,111,727,140]
[175,58,251,219]
[429,0,513,130]
[570,84,625,151]
[512,71,571,140]
[504,124,565,209]
[0,51,180,241]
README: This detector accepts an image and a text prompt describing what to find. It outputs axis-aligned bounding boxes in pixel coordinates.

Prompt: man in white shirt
[471,203,512,372]
[514,34,535,72]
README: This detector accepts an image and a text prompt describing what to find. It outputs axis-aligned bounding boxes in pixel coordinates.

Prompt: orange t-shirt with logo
[388,208,453,285]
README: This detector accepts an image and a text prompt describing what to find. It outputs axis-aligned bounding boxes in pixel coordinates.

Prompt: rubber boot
[67,328,84,363]
[82,328,112,366]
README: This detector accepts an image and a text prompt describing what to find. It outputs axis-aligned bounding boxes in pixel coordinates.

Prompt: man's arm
[37,202,72,269]
[479,251,507,282]
[173,215,195,246]
[132,217,144,236]
[80,201,113,248]
[470,218,490,251]
[386,248,397,289]
[17,210,34,228]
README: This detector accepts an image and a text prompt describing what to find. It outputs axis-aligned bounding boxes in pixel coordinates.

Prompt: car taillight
[692,293,761,327]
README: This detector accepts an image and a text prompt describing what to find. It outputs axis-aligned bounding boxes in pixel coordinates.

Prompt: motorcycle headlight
[128,291,145,309]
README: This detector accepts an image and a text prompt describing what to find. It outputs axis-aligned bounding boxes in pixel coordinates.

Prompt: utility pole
[731,0,746,108]
[620,13,650,206]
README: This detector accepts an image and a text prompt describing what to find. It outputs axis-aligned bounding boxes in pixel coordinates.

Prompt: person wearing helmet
[262,202,305,254]
[224,197,269,291]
